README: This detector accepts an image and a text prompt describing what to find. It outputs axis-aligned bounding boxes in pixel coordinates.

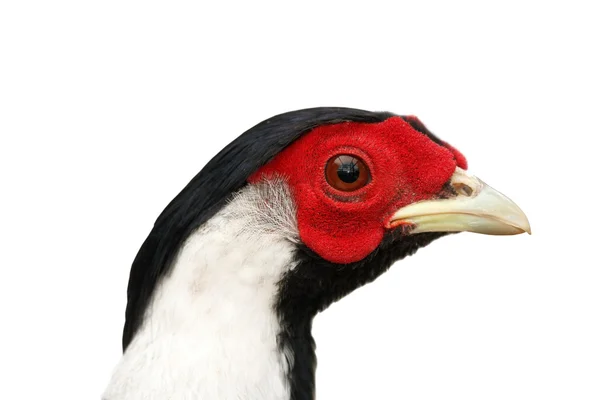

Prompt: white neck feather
[104,181,299,400]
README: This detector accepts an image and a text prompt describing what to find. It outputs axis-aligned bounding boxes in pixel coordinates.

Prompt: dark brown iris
[325,155,370,192]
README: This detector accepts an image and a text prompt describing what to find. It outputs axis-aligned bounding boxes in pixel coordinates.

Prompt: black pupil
[337,158,360,183]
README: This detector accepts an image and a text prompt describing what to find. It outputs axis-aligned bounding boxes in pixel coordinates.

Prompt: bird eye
[325,155,370,192]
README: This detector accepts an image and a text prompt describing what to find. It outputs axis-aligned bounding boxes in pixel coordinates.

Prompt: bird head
[124,108,531,349]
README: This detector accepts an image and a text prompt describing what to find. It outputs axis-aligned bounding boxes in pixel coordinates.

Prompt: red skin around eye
[249,117,466,264]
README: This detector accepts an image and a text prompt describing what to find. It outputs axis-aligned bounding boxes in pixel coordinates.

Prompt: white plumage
[104,181,298,400]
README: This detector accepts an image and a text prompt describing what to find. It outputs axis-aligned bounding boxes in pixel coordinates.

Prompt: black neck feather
[276,232,447,400]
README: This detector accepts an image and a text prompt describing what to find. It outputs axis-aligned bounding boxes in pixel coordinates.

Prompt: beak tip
[520,216,532,235]
[511,218,531,235]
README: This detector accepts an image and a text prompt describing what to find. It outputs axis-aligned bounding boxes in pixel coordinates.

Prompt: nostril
[453,183,473,197]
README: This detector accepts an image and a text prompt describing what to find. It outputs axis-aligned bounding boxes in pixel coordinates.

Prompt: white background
[1,1,598,399]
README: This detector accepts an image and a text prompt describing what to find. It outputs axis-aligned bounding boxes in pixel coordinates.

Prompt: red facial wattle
[249,116,467,264]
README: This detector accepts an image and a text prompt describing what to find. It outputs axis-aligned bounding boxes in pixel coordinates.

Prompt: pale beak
[390,168,531,235]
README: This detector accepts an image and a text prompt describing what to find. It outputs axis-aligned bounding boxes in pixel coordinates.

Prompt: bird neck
[105,182,313,400]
